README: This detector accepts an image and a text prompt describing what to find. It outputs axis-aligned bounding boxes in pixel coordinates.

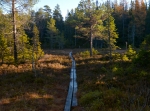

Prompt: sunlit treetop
[0,0,39,13]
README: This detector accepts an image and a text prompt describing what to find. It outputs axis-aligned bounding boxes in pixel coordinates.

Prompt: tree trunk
[90,25,93,57]
[12,0,17,62]
[108,26,112,62]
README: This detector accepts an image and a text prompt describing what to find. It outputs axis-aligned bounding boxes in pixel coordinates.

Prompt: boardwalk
[64,52,78,111]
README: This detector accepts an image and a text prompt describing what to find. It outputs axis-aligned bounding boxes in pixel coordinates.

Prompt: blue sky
[33,0,81,18]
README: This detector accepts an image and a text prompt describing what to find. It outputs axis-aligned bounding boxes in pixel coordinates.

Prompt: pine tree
[0,0,39,62]
[74,0,107,56]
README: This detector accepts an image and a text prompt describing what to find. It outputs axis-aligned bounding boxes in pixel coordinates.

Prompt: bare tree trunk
[12,0,17,62]
[108,22,112,64]
[90,25,93,57]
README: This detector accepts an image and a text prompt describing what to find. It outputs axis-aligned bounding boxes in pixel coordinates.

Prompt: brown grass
[0,48,129,111]
[0,50,72,111]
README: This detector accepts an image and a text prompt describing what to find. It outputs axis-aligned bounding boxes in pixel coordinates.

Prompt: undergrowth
[74,48,150,111]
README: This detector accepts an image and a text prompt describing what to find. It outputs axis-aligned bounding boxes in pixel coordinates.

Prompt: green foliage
[101,67,107,73]
[112,45,136,62]
[5,56,14,63]
[32,25,44,62]
[0,33,10,63]
[133,35,150,67]
[141,34,150,50]
[139,70,148,77]
[71,1,114,56]
[112,66,124,76]
[125,45,136,60]
[80,50,90,57]
[46,18,58,34]
[102,88,123,108]
[133,50,150,67]
[79,48,99,57]
[0,25,44,64]
[104,15,119,49]
[45,18,65,49]
[33,45,44,61]
[79,91,103,106]
[122,54,129,61]
[112,52,121,61]
[112,53,129,61]
[80,88,124,111]
[92,48,99,55]
[17,30,32,62]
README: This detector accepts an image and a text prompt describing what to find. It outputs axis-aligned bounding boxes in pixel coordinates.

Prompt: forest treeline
[0,0,150,63]
[30,0,150,49]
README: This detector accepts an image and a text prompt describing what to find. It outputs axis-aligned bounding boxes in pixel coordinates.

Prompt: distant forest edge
[0,0,150,63]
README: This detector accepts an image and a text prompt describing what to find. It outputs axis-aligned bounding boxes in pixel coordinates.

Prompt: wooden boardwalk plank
[64,52,78,111]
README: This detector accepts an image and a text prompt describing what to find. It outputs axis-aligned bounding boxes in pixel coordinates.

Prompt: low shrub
[125,45,136,60]
[79,48,99,57]
[112,53,121,61]
[79,50,90,57]
[79,90,103,106]
[79,88,125,111]
[112,66,124,76]
[133,50,150,67]
[122,54,129,61]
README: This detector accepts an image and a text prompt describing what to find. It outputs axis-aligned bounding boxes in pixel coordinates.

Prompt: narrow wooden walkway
[64,52,78,111]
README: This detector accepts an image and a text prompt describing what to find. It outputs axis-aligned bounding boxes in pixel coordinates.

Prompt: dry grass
[0,50,72,111]
[0,53,71,75]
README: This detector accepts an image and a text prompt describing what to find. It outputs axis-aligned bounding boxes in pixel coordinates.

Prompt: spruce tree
[32,25,44,62]
[0,32,9,64]
[53,4,64,33]
[133,0,146,46]
[105,15,119,49]
[17,28,32,62]
[46,18,58,49]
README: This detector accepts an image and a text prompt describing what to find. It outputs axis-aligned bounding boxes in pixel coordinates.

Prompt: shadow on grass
[74,55,150,111]
[0,63,71,111]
